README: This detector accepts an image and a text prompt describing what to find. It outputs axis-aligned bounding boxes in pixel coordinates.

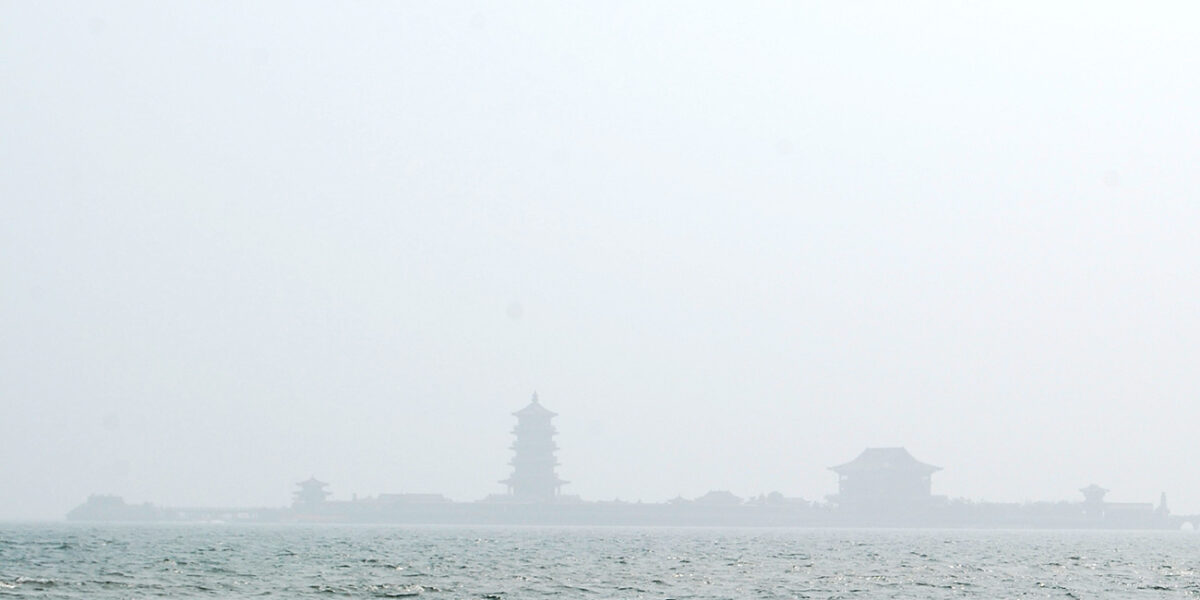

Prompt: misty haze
[4,1,1200,598]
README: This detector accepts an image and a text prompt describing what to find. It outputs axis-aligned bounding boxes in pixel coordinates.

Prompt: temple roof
[297,477,328,487]
[694,490,744,506]
[513,392,557,418]
[829,447,941,475]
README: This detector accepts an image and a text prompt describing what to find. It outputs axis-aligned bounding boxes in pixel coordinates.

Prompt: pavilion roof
[513,393,557,417]
[829,447,941,475]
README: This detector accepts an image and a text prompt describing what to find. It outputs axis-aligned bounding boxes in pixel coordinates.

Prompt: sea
[1,524,1198,598]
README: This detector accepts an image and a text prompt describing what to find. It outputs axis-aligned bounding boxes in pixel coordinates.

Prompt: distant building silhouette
[1080,483,1108,517]
[499,393,568,500]
[377,493,451,504]
[65,403,1190,528]
[66,495,158,521]
[693,490,743,507]
[830,447,940,513]
[293,477,330,507]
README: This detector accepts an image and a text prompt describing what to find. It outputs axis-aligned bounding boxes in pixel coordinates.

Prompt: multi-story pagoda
[500,393,568,501]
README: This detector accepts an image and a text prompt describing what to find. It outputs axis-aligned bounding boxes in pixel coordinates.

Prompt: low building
[693,490,743,506]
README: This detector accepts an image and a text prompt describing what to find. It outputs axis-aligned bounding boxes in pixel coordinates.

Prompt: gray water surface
[1,524,1197,598]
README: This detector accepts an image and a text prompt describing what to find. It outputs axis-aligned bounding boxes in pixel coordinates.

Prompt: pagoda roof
[829,447,941,475]
[513,393,557,417]
[297,477,328,487]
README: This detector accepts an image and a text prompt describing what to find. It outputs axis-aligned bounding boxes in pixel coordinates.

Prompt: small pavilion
[293,477,331,506]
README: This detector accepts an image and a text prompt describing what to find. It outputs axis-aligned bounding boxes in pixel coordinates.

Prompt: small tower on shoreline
[500,393,567,500]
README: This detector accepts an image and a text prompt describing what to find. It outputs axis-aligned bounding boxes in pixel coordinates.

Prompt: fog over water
[3,2,1200,520]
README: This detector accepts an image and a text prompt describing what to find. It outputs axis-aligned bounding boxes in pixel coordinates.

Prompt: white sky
[3,1,1200,520]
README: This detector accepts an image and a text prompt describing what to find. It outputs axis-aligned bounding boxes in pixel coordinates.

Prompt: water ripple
[1,525,1198,598]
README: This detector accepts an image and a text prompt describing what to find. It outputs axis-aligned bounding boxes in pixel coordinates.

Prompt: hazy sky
[3,1,1200,520]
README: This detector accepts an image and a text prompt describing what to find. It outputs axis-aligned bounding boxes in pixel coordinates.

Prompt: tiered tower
[500,393,567,500]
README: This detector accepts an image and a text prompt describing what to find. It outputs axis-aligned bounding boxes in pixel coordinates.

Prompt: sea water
[1,524,1197,598]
